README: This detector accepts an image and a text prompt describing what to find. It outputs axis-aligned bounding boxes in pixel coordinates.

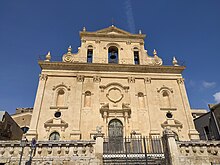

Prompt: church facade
[26,25,199,142]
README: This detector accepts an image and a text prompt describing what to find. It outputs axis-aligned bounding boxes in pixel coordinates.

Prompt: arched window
[108,46,118,64]
[84,91,91,107]
[49,132,60,141]
[134,47,139,64]
[162,91,171,107]
[21,127,29,134]
[87,45,93,63]
[138,92,145,108]
[56,89,65,106]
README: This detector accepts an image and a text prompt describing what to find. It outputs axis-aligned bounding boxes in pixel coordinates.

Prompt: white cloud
[125,0,136,34]
[213,92,220,103]
[202,81,216,88]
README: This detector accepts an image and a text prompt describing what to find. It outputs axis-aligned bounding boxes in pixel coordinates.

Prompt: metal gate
[103,136,165,164]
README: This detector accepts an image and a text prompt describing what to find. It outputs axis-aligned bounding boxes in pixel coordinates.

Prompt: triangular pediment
[95,26,132,36]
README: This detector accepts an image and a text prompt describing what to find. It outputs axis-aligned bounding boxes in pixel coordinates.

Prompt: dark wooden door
[108,119,123,152]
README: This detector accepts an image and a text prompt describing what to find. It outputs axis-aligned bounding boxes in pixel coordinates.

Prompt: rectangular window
[134,51,139,64]
[87,49,93,63]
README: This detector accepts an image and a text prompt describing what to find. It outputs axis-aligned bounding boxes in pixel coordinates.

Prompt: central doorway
[108,119,123,152]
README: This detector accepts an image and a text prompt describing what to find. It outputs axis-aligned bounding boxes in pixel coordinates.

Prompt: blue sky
[0,0,220,114]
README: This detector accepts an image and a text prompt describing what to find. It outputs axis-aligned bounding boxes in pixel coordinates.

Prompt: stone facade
[26,26,199,142]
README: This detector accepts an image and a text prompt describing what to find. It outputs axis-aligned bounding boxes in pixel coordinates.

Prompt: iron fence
[103,136,164,164]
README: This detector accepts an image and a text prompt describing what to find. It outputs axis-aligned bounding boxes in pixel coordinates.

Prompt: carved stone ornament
[157,85,173,93]
[76,75,85,82]
[177,78,184,84]
[93,76,101,83]
[144,77,151,84]
[62,46,74,62]
[144,49,163,66]
[128,77,135,83]
[95,40,100,43]
[52,82,71,91]
[39,74,48,81]
[106,87,124,103]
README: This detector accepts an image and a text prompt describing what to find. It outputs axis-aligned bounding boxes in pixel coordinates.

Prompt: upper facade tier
[60,26,164,66]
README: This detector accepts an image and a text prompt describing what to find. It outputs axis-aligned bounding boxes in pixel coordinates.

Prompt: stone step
[103,158,165,165]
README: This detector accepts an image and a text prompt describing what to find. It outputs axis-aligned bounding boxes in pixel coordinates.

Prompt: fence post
[162,128,180,165]
[94,133,104,164]
[143,137,148,165]
[125,137,128,165]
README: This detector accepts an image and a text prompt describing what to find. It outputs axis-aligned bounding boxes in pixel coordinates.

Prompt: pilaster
[71,75,84,139]
[177,78,199,140]
[128,77,138,132]
[27,74,47,140]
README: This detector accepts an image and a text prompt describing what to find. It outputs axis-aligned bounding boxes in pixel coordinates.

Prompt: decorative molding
[39,62,186,74]
[177,78,184,84]
[52,82,70,91]
[95,40,100,43]
[160,108,177,111]
[157,85,173,93]
[123,86,129,93]
[39,74,48,81]
[126,41,131,45]
[93,76,101,83]
[144,77,151,84]
[100,85,105,92]
[106,87,124,103]
[76,75,85,82]
[161,119,183,129]
[44,118,68,132]
[128,77,135,83]
[50,106,68,110]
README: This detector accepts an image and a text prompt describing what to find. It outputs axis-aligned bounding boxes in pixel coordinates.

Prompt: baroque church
[1,26,220,165]
[26,25,199,141]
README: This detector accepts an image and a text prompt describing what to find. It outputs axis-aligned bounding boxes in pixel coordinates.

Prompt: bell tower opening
[108,46,118,64]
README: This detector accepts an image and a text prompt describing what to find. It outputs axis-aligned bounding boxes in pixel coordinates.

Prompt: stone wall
[0,138,102,165]
[163,128,220,165]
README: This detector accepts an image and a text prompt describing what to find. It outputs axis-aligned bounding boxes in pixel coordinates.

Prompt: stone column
[177,78,199,140]
[27,74,47,140]
[162,128,180,165]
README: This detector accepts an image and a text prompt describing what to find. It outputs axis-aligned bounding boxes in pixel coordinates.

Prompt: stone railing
[0,139,102,165]
[177,141,220,165]
[163,128,220,165]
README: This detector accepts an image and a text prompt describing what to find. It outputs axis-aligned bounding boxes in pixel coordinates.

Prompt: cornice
[80,32,146,40]
[38,61,185,74]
